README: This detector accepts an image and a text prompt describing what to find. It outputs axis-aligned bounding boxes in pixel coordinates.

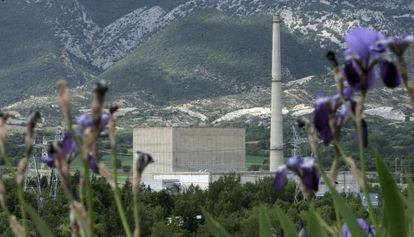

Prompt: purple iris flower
[88,154,99,174]
[40,132,102,174]
[378,35,414,56]
[345,28,385,67]
[379,60,401,88]
[313,89,353,145]
[344,28,386,92]
[76,113,110,135]
[40,133,78,168]
[342,218,375,237]
[274,156,319,192]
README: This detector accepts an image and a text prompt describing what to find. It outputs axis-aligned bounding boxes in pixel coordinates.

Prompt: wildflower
[274,156,319,193]
[53,142,72,193]
[342,218,375,237]
[378,35,414,56]
[135,151,154,174]
[0,112,11,155]
[57,80,71,122]
[25,111,41,156]
[40,133,77,168]
[108,103,119,146]
[16,158,27,185]
[313,89,353,145]
[378,35,414,99]
[133,151,154,195]
[344,28,385,93]
[92,80,108,130]
[76,113,110,135]
[87,154,99,174]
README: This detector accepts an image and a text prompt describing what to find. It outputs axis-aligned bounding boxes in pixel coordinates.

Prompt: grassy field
[246,155,268,169]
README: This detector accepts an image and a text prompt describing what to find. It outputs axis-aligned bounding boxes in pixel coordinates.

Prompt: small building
[133,127,245,184]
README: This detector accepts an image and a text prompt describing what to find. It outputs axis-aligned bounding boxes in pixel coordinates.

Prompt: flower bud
[0,179,6,209]
[25,111,41,156]
[53,143,72,193]
[16,158,27,185]
[9,215,24,237]
[92,80,108,129]
[99,163,115,189]
[71,201,91,236]
[108,103,119,147]
[135,151,154,174]
[0,112,11,155]
[57,80,71,122]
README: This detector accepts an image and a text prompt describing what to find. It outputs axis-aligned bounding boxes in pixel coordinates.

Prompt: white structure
[270,15,284,171]
[133,127,245,183]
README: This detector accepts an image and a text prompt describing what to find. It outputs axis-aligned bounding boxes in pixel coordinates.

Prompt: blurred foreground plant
[0,80,154,237]
[204,28,414,237]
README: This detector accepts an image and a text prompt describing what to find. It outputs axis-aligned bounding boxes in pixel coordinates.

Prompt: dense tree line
[0,173,366,236]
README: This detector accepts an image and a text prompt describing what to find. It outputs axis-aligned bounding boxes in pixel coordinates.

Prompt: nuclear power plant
[132,15,284,190]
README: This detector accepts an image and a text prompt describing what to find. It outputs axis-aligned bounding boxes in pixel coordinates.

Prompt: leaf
[259,205,272,237]
[275,205,297,237]
[201,209,231,237]
[323,175,367,237]
[24,203,54,237]
[376,154,407,237]
[308,206,328,237]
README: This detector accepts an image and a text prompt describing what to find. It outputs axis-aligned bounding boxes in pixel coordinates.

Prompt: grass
[246,155,268,170]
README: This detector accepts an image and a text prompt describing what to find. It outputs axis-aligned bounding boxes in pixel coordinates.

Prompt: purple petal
[380,60,401,88]
[343,87,354,100]
[314,97,334,145]
[337,100,356,126]
[344,60,362,91]
[274,166,288,191]
[379,35,414,55]
[88,155,99,174]
[286,156,304,171]
[77,114,93,130]
[342,223,351,237]
[59,133,78,159]
[40,155,56,168]
[345,28,385,65]
[357,219,371,233]
[300,158,319,192]
[101,114,110,127]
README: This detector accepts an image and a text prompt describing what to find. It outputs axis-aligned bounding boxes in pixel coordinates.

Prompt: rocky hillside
[0,0,414,132]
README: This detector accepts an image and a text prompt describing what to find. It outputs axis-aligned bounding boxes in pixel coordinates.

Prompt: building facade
[133,127,245,183]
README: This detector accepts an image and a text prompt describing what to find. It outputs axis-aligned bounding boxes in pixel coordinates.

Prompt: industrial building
[133,127,246,184]
[131,15,363,196]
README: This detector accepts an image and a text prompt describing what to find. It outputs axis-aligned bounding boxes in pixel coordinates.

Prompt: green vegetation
[0,174,366,236]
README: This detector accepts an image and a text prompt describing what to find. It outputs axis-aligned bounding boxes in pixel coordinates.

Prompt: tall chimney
[270,15,283,171]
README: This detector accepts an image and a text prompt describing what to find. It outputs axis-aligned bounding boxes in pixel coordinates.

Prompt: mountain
[1,0,414,130]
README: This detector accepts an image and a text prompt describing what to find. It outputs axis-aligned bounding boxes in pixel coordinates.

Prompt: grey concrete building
[133,127,245,182]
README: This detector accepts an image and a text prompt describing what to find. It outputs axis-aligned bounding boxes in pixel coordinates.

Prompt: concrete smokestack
[270,15,283,171]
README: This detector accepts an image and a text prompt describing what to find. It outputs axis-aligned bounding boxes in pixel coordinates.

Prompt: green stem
[112,143,132,237]
[133,174,141,237]
[81,158,94,236]
[314,157,342,237]
[133,194,140,237]
[355,117,378,229]
[17,182,29,237]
